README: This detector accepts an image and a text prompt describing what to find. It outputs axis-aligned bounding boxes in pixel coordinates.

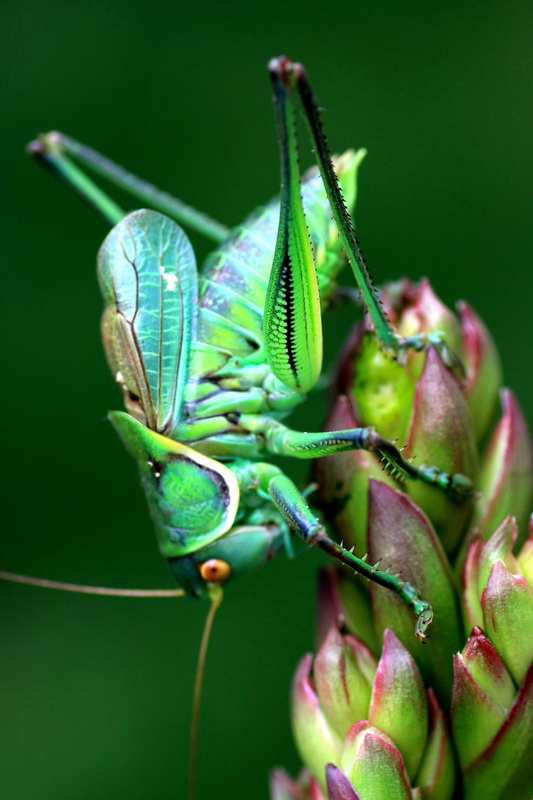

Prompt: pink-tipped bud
[481,560,533,685]
[404,346,478,551]
[461,627,516,709]
[414,689,455,800]
[366,479,462,697]
[291,655,343,790]
[340,721,414,800]
[457,301,502,442]
[314,627,377,738]
[471,389,533,542]
[368,629,427,778]
[452,652,508,769]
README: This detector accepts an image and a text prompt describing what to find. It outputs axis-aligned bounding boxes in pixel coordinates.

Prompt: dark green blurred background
[2,2,532,798]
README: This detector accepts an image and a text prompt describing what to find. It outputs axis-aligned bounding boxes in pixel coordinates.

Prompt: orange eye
[199,559,232,584]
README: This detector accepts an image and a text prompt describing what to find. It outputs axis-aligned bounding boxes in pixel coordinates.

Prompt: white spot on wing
[160,266,178,291]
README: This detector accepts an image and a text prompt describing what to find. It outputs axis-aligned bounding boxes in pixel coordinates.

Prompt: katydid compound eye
[199,559,232,583]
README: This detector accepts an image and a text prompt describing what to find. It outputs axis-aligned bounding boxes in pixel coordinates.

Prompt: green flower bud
[456,301,502,443]
[291,654,343,789]
[368,630,427,779]
[403,346,477,551]
[452,651,509,770]
[314,627,377,738]
[414,689,455,800]
[340,721,414,800]
[366,479,462,700]
[470,390,533,543]
[482,560,533,685]
[462,516,533,676]
[452,644,533,800]
[461,627,516,709]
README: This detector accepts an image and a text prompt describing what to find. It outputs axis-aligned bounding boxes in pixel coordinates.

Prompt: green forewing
[97,209,198,434]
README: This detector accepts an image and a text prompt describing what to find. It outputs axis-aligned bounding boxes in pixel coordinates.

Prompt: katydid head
[109,412,282,598]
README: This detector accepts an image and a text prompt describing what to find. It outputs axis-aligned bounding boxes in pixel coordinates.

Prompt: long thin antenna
[188,584,223,800]
[0,570,184,597]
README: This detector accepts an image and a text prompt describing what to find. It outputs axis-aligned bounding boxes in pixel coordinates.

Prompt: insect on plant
[5,55,475,630]
[3,55,474,797]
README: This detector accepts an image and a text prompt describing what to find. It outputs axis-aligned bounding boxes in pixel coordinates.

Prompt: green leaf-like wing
[97,209,198,433]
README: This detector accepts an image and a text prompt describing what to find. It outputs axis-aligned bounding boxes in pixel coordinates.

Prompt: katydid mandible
[22,56,473,641]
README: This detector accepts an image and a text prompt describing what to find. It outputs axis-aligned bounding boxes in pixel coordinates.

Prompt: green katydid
[5,57,474,644]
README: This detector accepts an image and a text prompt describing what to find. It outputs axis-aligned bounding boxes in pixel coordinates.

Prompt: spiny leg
[253,463,432,641]
[241,415,473,502]
[268,56,459,369]
[28,132,229,242]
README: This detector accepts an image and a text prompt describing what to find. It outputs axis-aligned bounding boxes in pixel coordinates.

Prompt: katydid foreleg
[250,464,432,641]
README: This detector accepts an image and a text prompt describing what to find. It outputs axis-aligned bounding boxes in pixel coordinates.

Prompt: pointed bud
[457,301,502,442]
[461,665,533,800]
[341,721,414,800]
[476,515,521,583]
[451,653,508,769]
[368,630,427,779]
[366,479,462,700]
[396,279,463,362]
[471,389,533,542]
[462,533,485,630]
[314,627,377,738]
[481,560,533,685]
[461,627,516,709]
[414,689,455,800]
[292,655,343,789]
[325,764,361,800]
[404,347,478,551]
[351,332,416,445]
[461,517,521,631]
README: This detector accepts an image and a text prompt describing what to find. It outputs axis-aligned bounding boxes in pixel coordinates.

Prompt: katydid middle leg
[241,415,473,502]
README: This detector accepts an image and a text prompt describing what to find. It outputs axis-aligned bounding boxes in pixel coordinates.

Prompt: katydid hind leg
[263,58,323,394]
[269,57,460,369]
